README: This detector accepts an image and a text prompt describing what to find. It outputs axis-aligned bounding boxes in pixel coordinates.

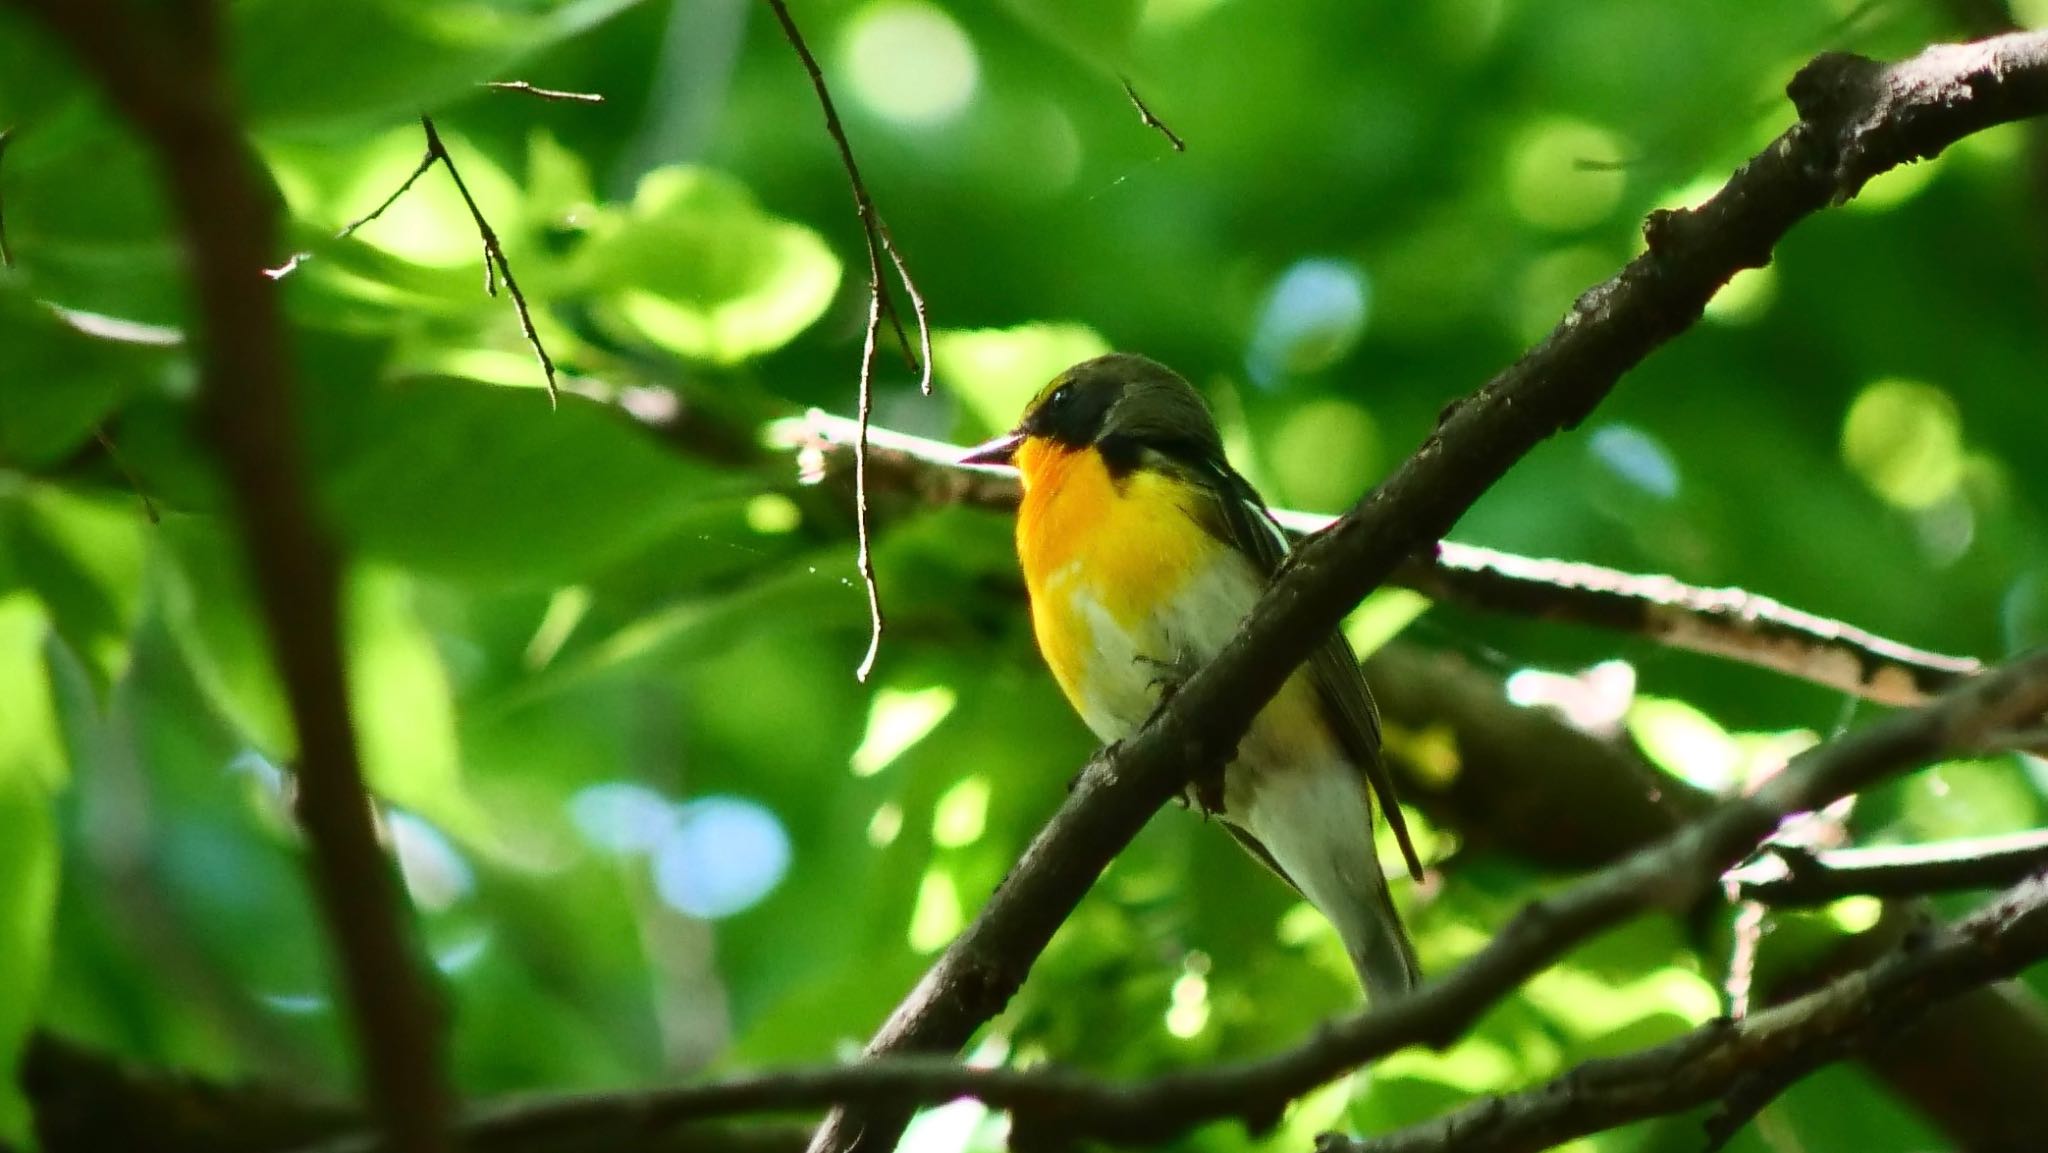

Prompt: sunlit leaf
[583,168,841,364]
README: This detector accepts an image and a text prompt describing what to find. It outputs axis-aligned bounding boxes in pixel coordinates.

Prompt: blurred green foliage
[2,1,2046,1150]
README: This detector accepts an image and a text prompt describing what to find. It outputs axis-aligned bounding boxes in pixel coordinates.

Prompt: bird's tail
[1239,762,1420,1005]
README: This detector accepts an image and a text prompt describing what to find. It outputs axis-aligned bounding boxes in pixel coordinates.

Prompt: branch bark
[1322,876,2048,1153]
[810,30,2048,1153]
[303,645,2048,1153]
[776,411,1984,706]
[3,1,455,1150]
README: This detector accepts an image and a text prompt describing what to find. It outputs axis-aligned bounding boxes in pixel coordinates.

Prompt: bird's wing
[1173,452,1426,884]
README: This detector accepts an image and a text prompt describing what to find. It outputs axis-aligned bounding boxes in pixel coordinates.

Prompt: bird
[960,352,1425,1003]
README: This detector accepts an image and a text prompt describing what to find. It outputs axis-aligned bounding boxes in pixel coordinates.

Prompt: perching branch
[1730,828,2048,907]
[3,2,455,1152]
[762,0,932,683]
[302,650,2048,1153]
[772,410,1984,706]
[1322,875,2048,1153]
[802,30,2048,1153]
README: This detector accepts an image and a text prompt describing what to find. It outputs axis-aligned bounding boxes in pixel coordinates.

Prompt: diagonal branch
[1324,875,2048,1153]
[802,29,2048,1153]
[3,1,456,1151]
[306,649,2048,1153]
[773,410,1984,705]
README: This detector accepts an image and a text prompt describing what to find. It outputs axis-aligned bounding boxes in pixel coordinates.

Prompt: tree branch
[296,647,2048,1153]
[1322,875,2048,1153]
[1731,829,2048,907]
[797,30,2048,1153]
[773,410,1984,705]
[3,1,455,1150]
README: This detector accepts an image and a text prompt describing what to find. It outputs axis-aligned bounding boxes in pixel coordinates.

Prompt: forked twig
[313,116,560,405]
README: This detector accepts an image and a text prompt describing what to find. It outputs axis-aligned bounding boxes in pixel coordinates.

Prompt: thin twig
[0,125,15,268]
[1120,77,1186,152]
[322,116,559,405]
[769,410,1986,705]
[334,149,438,240]
[482,80,605,103]
[3,1,458,1150]
[763,0,934,682]
[1731,828,2048,906]
[92,426,160,524]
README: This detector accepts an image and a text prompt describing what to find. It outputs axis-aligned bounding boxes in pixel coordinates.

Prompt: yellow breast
[1015,440,1215,718]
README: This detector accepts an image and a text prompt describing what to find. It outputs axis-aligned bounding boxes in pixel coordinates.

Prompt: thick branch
[1731,829,2048,907]
[1323,876,2048,1153]
[774,411,1983,706]
[297,650,2048,1153]
[5,1,455,1150]
[805,31,2048,1153]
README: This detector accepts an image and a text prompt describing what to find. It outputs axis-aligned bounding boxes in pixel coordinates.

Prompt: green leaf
[233,0,642,131]
[0,594,64,1145]
[1,483,147,692]
[581,168,842,365]
[153,516,295,757]
[348,565,496,848]
[0,295,172,468]
[313,381,734,588]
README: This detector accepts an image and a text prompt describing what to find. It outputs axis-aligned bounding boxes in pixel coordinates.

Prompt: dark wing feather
[1167,450,1425,884]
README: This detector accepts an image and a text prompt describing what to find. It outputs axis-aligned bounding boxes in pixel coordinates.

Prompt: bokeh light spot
[1506,119,1627,232]
[653,795,792,919]
[746,493,802,534]
[1588,423,1680,501]
[1270,398,1378,512]
[389,810,474,913]
[909,865,963,952]
[1703,265,1776,325]
[841,1,979,127]
[852,685,958,776]
[868,801,904,848]
[1841,378,1964,510]
[1246,258,1371,386]
[569,781,678,855]
[931,775,990,848]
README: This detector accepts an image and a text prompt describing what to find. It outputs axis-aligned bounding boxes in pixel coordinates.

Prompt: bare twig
[1731,828,2048,906]
[4,1,456,1151]
[482,80,605,103]
[798,31,2048,1153]
[0,124,15,268]
[301,655,2048,1153]
[319,115,559,404]
[91,426,160,524]
[770,410,1985,705]
[1120,77,1186,152]
[763,0,933,682]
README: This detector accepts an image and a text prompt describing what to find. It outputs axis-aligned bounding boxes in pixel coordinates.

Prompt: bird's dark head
[958,353,1222,470]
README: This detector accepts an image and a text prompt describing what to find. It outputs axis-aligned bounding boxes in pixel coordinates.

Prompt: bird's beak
[959,431,1023,467]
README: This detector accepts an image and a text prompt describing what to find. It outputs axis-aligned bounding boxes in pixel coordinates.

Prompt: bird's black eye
[1048,384,1073,410]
